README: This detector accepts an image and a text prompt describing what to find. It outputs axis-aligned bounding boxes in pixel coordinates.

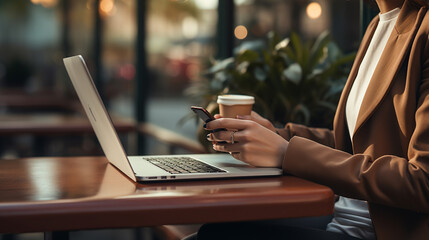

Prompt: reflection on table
[0,156,334,234]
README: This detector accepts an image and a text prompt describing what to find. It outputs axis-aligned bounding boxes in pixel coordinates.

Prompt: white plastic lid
[217,95,255,106]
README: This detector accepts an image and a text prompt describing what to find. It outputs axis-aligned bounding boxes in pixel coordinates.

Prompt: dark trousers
[187,215,362,240]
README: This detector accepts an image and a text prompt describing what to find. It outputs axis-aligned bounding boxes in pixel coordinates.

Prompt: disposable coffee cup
[217,94,255,118]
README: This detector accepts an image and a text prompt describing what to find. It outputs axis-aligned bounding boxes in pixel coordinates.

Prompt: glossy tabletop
[0,157,334,234]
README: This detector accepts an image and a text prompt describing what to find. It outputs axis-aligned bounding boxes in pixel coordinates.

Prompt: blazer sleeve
[276,123,335,148]
[282,73,429,213]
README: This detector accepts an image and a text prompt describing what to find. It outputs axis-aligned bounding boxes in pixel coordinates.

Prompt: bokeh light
[100,0,116,16]
[182,17,199,39]
[306,2,322,19]
[234,25,248,40]
[31,0,58,8]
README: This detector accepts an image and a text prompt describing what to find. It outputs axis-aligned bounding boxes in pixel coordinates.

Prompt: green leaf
[234,40,265,54]
[283,63,302,84]
[326,42,342,62]
[237,61,250,74]
[237,50,260,62]
[254,67,267,82]
[317,100,337,112]
[275,38,290,51]
[279,52,293,65]
[210,80,223,91]
[208,58,234,73]
[268,31,281,51]
[277,93,292,114]
[290,33,304,63]
[291,104,311,125]
[308,30,331,70]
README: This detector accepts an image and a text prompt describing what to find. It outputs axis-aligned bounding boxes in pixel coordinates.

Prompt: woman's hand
[214,111,276,132]
[206,118,288,168]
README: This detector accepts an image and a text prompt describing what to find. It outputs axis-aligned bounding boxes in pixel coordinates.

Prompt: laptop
[63,55,282,182]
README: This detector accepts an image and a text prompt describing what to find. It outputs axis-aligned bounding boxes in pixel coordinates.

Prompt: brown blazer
[278,1,429,239]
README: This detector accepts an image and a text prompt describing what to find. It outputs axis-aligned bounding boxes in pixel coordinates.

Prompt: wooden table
[0,90,79,112]
[0,156,334,235]
[0,114,136,157]
[0,113,135,136]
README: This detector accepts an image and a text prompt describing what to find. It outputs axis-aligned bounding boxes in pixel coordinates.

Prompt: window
[234,0,361,53]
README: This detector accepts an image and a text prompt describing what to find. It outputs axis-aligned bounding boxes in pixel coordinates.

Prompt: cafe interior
[0,0,376,239]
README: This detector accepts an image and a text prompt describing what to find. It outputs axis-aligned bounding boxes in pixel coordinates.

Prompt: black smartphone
[191,106,226,137]
[191,106,215,123]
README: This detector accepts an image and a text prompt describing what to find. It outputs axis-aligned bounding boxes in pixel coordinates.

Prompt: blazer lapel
[353,2,425,140]
[333,16,379,151]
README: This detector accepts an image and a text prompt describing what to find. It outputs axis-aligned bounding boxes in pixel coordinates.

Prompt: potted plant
[185,31,356,150]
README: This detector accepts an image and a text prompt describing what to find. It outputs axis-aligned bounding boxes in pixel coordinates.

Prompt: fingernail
[237,115,245,119]
[206,133,211,140]
[203,123,207,128]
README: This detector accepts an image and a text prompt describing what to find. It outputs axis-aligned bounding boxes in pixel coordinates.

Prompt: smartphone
[191,106,215,123]
[191,106,226,137]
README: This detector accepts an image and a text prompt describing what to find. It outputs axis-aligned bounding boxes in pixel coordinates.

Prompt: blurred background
[0,1,375,239]
[0,0,364,160]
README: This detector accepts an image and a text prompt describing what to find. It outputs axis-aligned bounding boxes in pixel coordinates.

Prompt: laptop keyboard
[145,157,226,174]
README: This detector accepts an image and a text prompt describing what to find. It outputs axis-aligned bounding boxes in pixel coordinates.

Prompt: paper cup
[217,95,255,118]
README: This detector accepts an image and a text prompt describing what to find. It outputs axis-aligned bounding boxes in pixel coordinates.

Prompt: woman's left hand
[206,118,288,168]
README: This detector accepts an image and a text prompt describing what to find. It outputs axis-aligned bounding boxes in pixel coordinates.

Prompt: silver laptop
[63,55,282,182]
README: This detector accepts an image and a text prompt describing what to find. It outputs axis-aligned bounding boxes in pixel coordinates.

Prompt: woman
[203,0,429,239]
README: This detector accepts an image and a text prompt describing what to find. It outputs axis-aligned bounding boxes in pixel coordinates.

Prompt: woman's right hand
[206,118,287,168]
